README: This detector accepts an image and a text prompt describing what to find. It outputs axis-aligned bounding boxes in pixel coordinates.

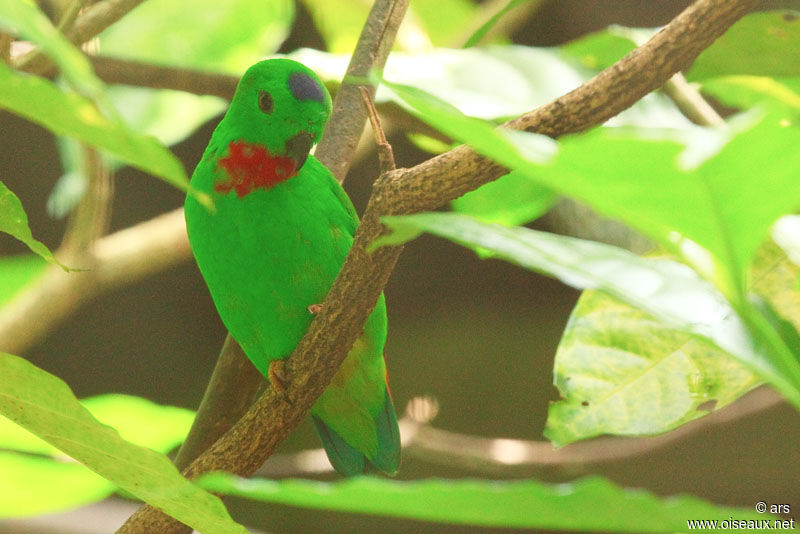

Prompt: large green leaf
[107,85,227,147]
[547,240,798,445]
[0,453,114,519]
[0,0,103,97]
[293,46,691,126]
[0,63,209,207]
[451,170,557,226]
[384,77,800,300]
[373,213,800,408]
[0,182,64,267]
[0,394,194,518]
[688,10,800,81]
[0,353,246,533]
[0,254,47,308]
[98,0,293,73]
[700,75,800,116]
[410,0,478,47]
[199,473,771,532]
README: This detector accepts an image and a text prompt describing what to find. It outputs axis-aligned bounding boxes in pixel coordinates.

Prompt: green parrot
[184,59,401,476]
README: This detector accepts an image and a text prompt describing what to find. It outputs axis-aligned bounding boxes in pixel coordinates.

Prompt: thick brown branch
[116,1,757,532]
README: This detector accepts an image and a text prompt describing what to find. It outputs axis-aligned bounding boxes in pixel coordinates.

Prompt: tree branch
[116,1,758,532]
[89,55,239,98]
[17,0,147,75]
[0,208,189,354]
[662,71,725,127]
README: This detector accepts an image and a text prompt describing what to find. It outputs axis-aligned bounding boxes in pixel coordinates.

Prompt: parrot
[184,59,401,476]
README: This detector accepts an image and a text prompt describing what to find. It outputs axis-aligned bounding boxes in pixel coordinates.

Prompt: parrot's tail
[312,388,401,476]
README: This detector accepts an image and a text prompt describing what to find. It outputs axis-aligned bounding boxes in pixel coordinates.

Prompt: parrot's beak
[286,131,314,173]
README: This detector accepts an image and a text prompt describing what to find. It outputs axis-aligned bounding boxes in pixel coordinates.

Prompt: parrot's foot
[268,360,289,393]
[307,303,323,314]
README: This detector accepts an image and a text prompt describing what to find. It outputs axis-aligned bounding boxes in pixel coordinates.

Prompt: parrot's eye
[288,72,325,103]
[258,90,274,114]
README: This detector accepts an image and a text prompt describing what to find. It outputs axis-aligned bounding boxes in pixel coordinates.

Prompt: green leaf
[0,353,246,533]
[451,170,557,226]
[378,77,558,168]
[0,452,114,519]
[462,0,529,48]
[0,0,103,97]
[383,79,800,301]
[409,0,479,47]
[294,46,691,127]
[700,75,800,115]
[560,26,637,71]
[0,254,47,308]
[99,0,294,73]
[688,10,800,81]
[107,85,227,147]
[199,473,771,532]
[0,393,193,456]
[0,63,210,207]
[547,239,798,445]
[373,213,800,408]
[0,181,65,268]
[0,394,195,518]
[298,0,367,53]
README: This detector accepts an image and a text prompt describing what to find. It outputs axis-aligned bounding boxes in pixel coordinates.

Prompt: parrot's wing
[319,159,360,236]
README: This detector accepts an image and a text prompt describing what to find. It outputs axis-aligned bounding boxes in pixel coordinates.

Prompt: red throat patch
[214,140,297,197]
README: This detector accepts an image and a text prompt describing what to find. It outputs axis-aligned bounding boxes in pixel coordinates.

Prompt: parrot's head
[224,58,333,176]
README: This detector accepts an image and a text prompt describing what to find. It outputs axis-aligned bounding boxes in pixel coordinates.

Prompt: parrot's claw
[307,303,323,314]
[268,360,289,393]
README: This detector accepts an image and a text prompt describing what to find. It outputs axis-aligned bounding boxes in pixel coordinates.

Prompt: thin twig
[115,1,759,532]
[662,71,726,127]
[359,85,396,172]
[16,0,147,75]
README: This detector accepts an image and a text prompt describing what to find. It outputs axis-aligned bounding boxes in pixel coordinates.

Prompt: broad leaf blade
[0,353,246,534]
[99,0,294,73]
[199,473,771,533]
[688,10,800,81]
[0,254,47,308]
[0,453,114,518]
[0,64,209,207]
[451,170,557,226]
[0,0,103,96]
[546,236,800,445]
[0,182,64,268]
[382,78,800,300]
[0,394,195,518]
[374,213,800,408]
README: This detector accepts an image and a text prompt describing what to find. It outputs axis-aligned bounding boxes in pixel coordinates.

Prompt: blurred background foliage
[1,0,800,532]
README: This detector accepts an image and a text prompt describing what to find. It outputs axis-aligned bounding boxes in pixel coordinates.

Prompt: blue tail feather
[312,415,365,476]
[312,389,401,476]
[371,389,401,474]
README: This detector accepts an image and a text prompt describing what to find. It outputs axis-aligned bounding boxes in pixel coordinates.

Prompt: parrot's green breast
[185,155,357,374]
